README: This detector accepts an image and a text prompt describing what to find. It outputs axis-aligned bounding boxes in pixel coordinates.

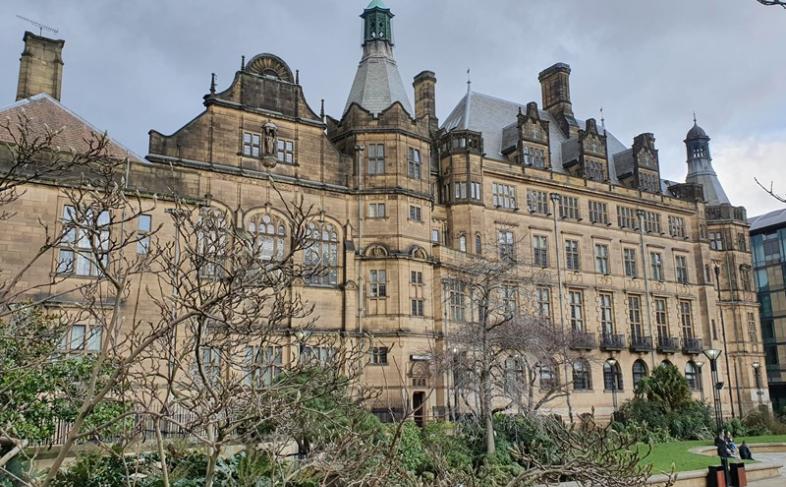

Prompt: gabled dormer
[613,132,661,193]
[561,118,608,181]
[502,102,550,169]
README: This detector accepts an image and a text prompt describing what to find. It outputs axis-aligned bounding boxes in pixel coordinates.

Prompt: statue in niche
[262,122,278,168]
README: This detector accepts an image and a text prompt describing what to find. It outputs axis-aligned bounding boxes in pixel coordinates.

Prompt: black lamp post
[704,347,730,487]
[753,361,764,407]
[452,346,460,421]
[607,358,619,414]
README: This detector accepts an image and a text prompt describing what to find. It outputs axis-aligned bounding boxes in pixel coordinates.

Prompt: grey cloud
[1,0,784,214]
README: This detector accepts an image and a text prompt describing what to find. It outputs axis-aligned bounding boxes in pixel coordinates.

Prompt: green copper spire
[362,0,394,45]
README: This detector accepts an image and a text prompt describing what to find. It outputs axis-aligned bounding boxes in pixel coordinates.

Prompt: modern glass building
[750,208,786,413]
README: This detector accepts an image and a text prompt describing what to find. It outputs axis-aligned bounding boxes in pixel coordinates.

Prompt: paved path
[750,452,786,486]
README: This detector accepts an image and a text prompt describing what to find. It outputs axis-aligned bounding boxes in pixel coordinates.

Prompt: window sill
[53,272,103,280]
[304,284,339,289]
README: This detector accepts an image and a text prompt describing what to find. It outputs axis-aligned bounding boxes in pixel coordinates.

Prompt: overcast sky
[1,0,784,216]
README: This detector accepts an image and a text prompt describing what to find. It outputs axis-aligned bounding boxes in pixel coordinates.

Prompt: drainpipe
[725,255,745,417]
[355,144,365,337]
[550,193,573,424]
[637,210,657,370]
[715,265,737,419]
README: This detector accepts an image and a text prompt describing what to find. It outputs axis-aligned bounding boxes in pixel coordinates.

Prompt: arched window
[458,234,467,253]
[539,362,558,389]
[572,359,592,391]
[305,221,339,286]
[247,213,286,261]
[632,360,648,387]
[474,234,482,255]
[603,361,623,391]
[660,360,673,369]
[685,361,699,390]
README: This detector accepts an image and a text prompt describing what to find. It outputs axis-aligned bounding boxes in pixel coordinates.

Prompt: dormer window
[523,146,546,168]
[242,132,261,158]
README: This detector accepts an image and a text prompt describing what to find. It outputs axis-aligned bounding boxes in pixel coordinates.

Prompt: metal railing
[569,331,596,350]
[682,337,704,355]
[599,333,626,351]
[657,335,680,353]
[629,335,654,352]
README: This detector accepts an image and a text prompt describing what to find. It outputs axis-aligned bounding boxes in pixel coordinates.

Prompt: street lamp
[606,358,619,415]
[704,348,730,487]
[753,361,764,407]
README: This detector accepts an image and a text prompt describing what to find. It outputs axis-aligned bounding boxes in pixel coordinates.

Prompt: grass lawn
[640,435,786,473]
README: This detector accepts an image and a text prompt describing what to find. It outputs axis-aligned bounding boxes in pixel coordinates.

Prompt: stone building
[749,209,786,412]
[0,0,769,424]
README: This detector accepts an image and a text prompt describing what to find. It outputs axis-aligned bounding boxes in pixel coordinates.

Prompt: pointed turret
[684,120,730,205]
[343,0,413,117]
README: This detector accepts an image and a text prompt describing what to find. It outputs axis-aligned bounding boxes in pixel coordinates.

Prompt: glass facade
[751,226,786,412]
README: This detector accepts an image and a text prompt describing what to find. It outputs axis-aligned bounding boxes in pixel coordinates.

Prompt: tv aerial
[16,15,59,36]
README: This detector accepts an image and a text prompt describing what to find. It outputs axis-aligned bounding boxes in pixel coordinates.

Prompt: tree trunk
[204,426,219,487]
[480,313,496,457]
[154,417,170,487]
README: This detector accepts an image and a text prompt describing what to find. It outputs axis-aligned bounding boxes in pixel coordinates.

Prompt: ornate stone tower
[684,121,729,205]
[343,0,413,116]
[16,31,64,101]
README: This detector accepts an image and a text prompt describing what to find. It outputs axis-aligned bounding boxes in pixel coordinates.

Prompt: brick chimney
[413,70,437,132]
[16,31,65,101]
[538,63,578,137]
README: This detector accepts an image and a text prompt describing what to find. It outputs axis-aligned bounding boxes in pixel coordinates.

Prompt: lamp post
[753,361,764,407]
[704,348,730,487]
[607,358,619,415]
[452,346,460,421]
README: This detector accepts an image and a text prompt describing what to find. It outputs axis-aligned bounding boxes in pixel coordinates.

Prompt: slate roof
[686,122,708,140]
[0,93,141,161]
[749,207,786,233]
[344,41,413,117]
[442,91,627,183]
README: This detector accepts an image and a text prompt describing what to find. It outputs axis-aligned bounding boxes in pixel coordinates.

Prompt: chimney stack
[413,70,437,133]
[16,31,65,101]
[538,63,578,137]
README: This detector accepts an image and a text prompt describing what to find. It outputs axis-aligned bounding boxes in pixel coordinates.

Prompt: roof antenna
[600,107,607,135]
[693,111,697,124]
[466,68,472,94]
[16,14,59,36]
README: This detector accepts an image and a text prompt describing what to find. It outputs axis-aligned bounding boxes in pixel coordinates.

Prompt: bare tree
[439,237,574,458]
[756,0,786,8]
[755,178,786,204]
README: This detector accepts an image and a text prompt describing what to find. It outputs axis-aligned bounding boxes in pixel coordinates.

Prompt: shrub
[616,396,712,441]
[743,407,786,436]
[394,420,429,473]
